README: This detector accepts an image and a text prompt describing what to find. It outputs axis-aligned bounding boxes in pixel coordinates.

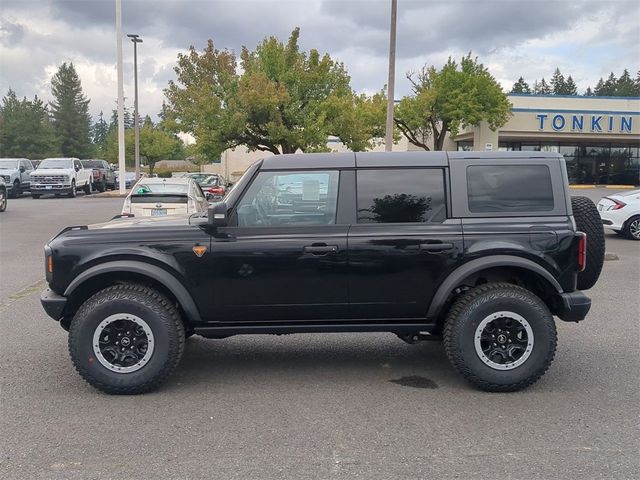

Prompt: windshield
[192,175,220,186]
[132,183,189,195]
[39,158,73,169]
[82,160,103,168]
[0,159,19,169]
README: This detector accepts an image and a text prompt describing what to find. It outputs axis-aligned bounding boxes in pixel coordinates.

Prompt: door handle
[303,245,338,255]
[419,242,454,252]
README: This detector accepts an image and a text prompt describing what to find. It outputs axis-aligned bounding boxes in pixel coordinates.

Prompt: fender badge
[192,245,207,257]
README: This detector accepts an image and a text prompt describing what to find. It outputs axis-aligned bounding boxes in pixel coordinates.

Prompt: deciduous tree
[164,28,386,158]
[394,54,511,151]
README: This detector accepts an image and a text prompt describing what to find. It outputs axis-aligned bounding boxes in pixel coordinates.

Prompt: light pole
[127,33,143,181]
[385,0,397,152]
[116,0,125,194]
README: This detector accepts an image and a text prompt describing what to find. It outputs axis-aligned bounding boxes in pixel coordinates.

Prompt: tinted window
[237,170,339,227]
[356,169,446,223]
[467,165,554,213]
[82,160,105,168]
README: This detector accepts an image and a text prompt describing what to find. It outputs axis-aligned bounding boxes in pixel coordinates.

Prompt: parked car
[597,189,640,240]
[30,158,93,198]
[188,173,227,201]
[81,159,116,192]
[40,152,605,395]
[114,171,137,189]
[120,177,209,217]
[0,158,34,197]
[0,178,7,212]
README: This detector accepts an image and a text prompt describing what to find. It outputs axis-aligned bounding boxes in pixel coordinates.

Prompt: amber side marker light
[192,245,207,257]
[47,255,53,273]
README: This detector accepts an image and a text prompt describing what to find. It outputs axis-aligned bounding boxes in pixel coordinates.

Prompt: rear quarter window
[467,165,554,213]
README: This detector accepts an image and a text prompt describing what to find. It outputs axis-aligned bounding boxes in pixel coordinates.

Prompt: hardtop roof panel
[355,151,448,167]
[260,152,356,170]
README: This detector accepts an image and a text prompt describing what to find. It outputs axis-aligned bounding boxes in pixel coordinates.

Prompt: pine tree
[564,76,578,95]
[49,62,93,158]
[584,86,594,96]
[0,90,59,158]
[91,111,109,156]
[510,76,531,94]
[550,68,566,94]
[537,78,551,94]
[616,69,636,96]
[595,72,617,96]
[593,78,606,95]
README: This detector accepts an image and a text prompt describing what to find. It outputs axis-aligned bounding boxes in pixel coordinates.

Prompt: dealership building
[208,94,640,186]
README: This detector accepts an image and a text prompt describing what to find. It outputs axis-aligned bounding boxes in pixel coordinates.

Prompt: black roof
[259,151,561,170]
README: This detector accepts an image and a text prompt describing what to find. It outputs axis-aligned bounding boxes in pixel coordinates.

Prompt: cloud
[0,0,638,122]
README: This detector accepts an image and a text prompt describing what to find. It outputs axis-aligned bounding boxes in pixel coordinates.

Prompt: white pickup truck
[30,158,93,198]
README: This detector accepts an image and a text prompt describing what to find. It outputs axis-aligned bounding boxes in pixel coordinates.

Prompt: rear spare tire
[571,196,604,290]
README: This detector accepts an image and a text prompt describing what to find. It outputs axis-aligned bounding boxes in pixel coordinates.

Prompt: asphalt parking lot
[1,189,638,479]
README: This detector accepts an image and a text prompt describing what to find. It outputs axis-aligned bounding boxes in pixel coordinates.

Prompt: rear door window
[467,165,554,213]
[356,169,446,223]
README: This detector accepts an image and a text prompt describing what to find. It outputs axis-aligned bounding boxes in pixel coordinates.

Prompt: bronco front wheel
[444,282,557,392]
[68,284,185,394]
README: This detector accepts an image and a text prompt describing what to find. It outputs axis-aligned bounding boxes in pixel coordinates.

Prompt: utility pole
[127,34,143,181]
[385,0,397,152]
[116,0,126,193]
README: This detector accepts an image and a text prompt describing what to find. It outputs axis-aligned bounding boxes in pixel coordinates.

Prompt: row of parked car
[0,157,130,200]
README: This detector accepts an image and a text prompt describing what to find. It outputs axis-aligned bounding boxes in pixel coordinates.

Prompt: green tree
[510,76,531,94]
[564,75,578,95]
[550,68,566,94]
[91,111,109,156]
[615,69,637,96]
[584,86,594,96]
[535,78,551,94]
[0,89,59,158]
[165,27,386,158]
[394,54,511,151]
[138,122,183,174]
[49,62,93,157]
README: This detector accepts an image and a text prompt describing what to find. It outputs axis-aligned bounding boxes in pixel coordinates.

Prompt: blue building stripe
[511,108,640,116]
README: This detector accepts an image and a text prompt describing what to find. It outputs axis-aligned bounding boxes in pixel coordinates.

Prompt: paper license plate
[151,208,167,216]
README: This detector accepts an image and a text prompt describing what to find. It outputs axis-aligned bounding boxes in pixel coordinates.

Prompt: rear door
[347,167,463,319]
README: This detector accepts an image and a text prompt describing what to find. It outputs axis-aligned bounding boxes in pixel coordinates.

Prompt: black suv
[40,152,604,394]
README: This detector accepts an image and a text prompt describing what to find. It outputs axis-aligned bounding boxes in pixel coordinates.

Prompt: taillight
[121,196,131,214]
[208,187,225,195]
[577,232,587,272]
[604,197,626,210]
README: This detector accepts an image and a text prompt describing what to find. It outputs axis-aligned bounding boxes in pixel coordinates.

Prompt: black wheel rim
[474,311,534,370]
[92,314,154,373]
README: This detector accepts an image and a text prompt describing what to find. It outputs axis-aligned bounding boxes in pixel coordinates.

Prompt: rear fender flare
[426,255,563,319]
[64,260,202,323]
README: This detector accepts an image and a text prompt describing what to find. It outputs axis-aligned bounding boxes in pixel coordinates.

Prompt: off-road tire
[622,215,640,241]
[0,189,6,211]
[68,180,77,198]
[31,194,40,199]
[97,179,106,192]
[571,196,604,290]
[83,179,92,195]
[443,282,557,392]
[68,284,185,395]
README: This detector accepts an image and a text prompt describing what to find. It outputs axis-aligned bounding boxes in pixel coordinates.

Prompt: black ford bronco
[40,152,604,394]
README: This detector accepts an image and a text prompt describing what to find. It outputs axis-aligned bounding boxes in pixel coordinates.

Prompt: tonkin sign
[536,113,634,133]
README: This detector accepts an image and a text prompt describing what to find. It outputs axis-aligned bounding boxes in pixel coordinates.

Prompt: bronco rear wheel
[571,196,605,290]
[68,283,185,394]
[444,283,557,392]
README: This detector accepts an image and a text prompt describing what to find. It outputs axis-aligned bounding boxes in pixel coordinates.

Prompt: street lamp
[127,33,143,181]
[385,0,397,152]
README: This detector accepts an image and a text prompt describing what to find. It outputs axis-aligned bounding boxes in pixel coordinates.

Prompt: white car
[597,189,640,240]
[120,177,209,217]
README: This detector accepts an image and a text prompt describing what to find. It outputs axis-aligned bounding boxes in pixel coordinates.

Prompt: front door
[348,168,463,319]
[204,169,349,322]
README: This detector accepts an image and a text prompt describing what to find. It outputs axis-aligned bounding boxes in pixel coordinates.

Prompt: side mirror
[208,201,228,227]
[19,166,25,173]
[75,166,80,172]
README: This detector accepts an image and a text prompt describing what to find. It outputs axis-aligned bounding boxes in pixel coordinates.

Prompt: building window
[457,141,473,151]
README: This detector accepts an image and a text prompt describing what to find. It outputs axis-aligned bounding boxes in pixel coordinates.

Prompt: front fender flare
[64,260,202,323]
[426,255,563,319]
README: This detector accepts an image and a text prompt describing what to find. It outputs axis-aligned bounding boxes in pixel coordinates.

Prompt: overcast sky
[1,0,638,121]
